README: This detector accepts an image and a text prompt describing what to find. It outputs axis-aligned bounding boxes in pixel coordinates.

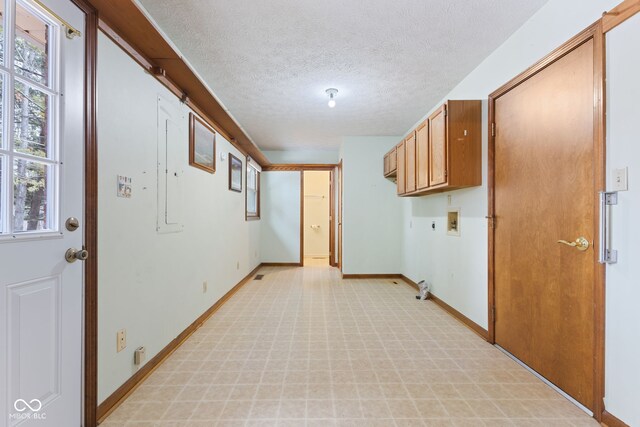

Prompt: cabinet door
[416,120,429,189]
[389,148,397,172]
[396,142,406,194]
[429,105,447,186]
[383,153,389,175]
[405,132,416,192]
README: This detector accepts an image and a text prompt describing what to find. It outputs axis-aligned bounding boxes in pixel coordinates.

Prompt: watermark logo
[9,398,46,421]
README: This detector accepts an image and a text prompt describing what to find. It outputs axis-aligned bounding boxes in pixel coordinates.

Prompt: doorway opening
[302,170,332,266]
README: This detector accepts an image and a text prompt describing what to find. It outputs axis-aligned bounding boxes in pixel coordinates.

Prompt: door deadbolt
[65,248,89,263]
[65,217,80,231]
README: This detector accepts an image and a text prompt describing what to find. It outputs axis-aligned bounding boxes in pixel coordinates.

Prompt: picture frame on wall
[189,113,216,173]
[229,153,243,192]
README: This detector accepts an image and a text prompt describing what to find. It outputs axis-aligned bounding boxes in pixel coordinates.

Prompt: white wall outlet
[447,195,452,205]
[612,167,628,191]
[117,329,126,353]
[409,220,413,229]
[202,281,208,293]
[236,261,240,270]
[134,346,146,365]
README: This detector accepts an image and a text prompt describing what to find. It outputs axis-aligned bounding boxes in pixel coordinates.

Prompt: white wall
[341,136,403,274]
[303,171,330,257]
[603,13,640,427]
[264,149,339,164]
[260,172,301,263]
[97,33,261,403]
[399,0,619,328]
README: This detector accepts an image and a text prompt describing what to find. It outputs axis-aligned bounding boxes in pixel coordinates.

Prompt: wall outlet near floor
[117,329,126,352]
[134,346,146,365]
[202,281,208,293]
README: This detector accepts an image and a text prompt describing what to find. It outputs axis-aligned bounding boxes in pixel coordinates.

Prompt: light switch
[612,167,628,191]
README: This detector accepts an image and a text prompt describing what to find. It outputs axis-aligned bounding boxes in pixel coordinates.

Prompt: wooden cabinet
[405,132,416,193]
[396,141,406,195]
[383,147,397,177]
[416,120,429,190]
[384,99,481,197]
[429,105,448,186]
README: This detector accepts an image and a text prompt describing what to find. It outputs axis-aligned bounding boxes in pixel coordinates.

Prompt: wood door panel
[389,148,397,172]
[429,106,447,186]
[416,121,429,189]
[494,39,595,408]
[405,133,416,192]
[396,142,406,194]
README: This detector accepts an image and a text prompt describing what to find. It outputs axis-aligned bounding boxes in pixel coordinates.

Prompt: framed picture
[229,153,242,192]
[189,113,216,173]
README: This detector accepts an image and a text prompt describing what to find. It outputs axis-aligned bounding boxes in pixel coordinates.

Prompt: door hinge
[485,215,495,228]
[491,122,496,137]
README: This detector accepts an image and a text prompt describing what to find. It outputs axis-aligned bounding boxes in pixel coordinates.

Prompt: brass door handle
[557,237,590,251]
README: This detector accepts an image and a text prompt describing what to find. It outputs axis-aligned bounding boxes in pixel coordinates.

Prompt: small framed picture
[189,113,216,173]
[229,153,242,192]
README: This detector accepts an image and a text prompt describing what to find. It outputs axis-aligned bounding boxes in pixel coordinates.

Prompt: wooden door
[405,133,416,192]
[416,121,429,189]
[396,142,406,194]
[491,35,602,410]
[338,161,343,271]
[429,105,447,186]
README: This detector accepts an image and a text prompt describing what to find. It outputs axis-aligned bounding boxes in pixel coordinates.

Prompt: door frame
[299,167,336,266]
[60,0,99,425]
[261,164,338,267]
[487,21,605,420]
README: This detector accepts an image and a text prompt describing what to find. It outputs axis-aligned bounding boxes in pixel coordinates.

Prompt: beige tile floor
[303,257,330,267]
[102,265,598,426]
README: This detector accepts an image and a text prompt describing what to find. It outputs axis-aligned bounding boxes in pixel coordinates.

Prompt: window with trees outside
[246,162,259,220]
[0,0,61,237]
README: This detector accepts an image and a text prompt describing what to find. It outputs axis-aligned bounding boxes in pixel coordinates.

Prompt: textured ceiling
[138,0,547,150]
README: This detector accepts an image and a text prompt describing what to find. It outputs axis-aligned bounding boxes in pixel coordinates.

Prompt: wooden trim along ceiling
[97,264,265,423]
[262,163,338,171]
[602,0,640,33]
[88,0,269,166]
[488,21,605,422]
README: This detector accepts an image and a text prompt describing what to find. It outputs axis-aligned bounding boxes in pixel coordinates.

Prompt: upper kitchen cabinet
[383,146,397,177]
[434,100,481,192]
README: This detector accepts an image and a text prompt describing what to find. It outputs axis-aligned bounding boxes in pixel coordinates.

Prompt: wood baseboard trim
[602,410,630,427]
[341,274,404,279]
[261,262,302,267]
[96,263,263,423]
[400,275,489,340]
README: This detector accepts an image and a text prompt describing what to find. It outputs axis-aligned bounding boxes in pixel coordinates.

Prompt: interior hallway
[102,266,597,426]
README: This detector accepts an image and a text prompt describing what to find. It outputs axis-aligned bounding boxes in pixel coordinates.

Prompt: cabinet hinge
[444,170,448,178]
[444,109,448,117]
[491,122,496,137]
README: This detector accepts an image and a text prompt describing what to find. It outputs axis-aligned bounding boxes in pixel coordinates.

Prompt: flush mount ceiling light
[325,88,338,108]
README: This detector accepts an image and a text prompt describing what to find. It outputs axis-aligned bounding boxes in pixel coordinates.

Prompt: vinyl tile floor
[101,265,598,426]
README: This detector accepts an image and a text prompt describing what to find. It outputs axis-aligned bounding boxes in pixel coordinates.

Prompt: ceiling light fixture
[326,88,338,108]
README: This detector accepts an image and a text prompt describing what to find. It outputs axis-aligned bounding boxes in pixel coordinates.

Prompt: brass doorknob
[65,248,89,263]
[557,237,590,251]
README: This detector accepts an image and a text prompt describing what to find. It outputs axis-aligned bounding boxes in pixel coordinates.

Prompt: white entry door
[0,0,85,425]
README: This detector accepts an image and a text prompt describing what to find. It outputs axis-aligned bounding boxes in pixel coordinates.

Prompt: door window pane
[0,1,5,64]
[14,80,49,158]
[13,157,50,232]
[14,2,50,86]
[0,156,5,233]
[0,73,4,148]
